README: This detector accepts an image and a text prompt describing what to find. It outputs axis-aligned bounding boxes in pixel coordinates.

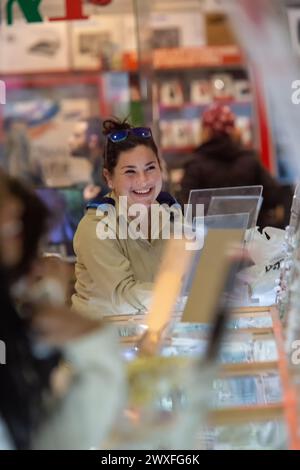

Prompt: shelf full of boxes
[148,9,257,189]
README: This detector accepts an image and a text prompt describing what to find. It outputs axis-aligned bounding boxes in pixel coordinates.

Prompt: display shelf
[219,361,279,377]
[159,100,252,112]
[2,69,139,88]
[209,403,284,426]
[2,72,101,90]
[110,304,300,449]
[154,59,254,166]
[231,306,275,314]
[270,306,300,450]
[217,305,300,449]
[153,46,244,70]
[1,69,142,145]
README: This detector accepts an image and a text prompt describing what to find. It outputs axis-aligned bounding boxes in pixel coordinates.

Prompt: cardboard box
[205,13,237,46]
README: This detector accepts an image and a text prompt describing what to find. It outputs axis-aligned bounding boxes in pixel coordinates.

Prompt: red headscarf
[202,103,236,137]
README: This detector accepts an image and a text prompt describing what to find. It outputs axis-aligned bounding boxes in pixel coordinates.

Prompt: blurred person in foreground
[1,119,32,184]
[0,174,124,449]
[179,103,284,228]
[69,117,109,201]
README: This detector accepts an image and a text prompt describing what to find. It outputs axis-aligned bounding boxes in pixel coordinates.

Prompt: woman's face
[104,145,163,208]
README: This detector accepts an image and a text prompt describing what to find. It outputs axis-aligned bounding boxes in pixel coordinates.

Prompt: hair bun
[102,118,132,136]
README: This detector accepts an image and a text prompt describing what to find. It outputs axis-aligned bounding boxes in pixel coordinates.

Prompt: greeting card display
[211,73,235,100]
[160,80,184,106]
[234,80,251,101]
[190,80,212,104]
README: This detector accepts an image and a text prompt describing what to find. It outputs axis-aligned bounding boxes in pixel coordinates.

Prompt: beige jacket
[72,192,179,318]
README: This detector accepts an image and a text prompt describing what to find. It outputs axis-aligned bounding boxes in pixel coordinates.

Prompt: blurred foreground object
[105,233,244,449]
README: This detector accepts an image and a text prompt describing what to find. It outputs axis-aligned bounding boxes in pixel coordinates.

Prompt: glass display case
[104,305,292,450]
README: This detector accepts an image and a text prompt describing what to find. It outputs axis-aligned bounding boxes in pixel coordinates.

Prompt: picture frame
[0,21,70,73]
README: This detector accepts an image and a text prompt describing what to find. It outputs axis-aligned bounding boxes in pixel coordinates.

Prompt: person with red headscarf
[179,103,284,228]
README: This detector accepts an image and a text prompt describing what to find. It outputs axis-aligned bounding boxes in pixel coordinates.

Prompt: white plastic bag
[239,227,286,295]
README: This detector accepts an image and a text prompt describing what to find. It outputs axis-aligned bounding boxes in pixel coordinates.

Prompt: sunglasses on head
[107,127,152,143]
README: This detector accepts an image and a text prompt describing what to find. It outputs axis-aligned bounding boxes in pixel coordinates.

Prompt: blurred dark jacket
[179,136,283,228]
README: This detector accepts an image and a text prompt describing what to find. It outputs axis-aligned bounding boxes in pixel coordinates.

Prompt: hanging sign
[5,0,113,25]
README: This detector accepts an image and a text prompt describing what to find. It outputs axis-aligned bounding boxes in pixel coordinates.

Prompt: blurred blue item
[35,187,84,257]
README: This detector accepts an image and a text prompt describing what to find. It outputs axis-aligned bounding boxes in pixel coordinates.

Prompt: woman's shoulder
[74,194,116,239]
[85,192,116,211]
[82,193,116,222]
[156,191,179,207]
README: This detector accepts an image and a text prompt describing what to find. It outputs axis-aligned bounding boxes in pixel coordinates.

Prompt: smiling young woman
[72,117,180,318]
